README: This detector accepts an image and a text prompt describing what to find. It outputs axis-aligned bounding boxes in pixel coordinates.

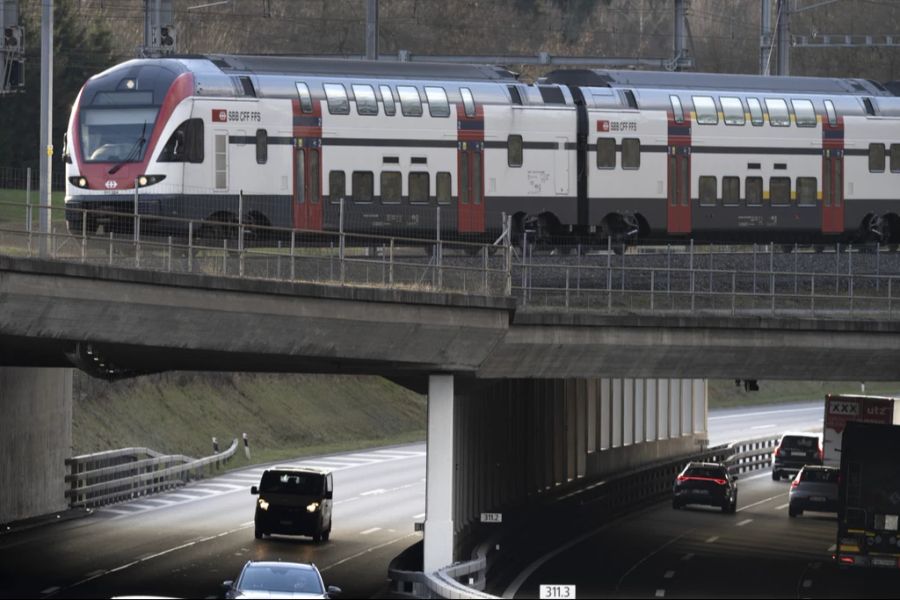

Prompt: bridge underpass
[1,254,898,584]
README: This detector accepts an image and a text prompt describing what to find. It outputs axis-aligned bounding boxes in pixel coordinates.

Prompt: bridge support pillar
[423,373,454,572]
[0,367,73,524]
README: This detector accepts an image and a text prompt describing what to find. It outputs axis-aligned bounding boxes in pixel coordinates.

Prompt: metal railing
[388,433,781,599]
[65,438,238,509]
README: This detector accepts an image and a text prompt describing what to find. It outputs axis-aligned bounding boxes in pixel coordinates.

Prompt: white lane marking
[751,424,776,430]
[412,513,425,519]
[371,450,426,457]
[682,553,694,561]
[737,492,787,513]
[776,503,790,510]
[655,590,666,597]
[615,533,689,592]
[361,489,386,496]
[736,519,753,527]
[828,544,836,552]
[709,406,821,421]
[320,533,419,573]
[706,536,719,543]
[40,587,60,595]
[802,579,812,588]
[737,472,776,483]
[240,521,255,527]
[664,570,675,579]
[360,527,381,535]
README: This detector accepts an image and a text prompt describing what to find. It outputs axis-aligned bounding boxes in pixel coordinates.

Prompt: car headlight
[257,499,269,511]
[306,502,320,513]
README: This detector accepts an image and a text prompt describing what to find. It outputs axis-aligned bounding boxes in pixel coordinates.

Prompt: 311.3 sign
[540,584,576,599]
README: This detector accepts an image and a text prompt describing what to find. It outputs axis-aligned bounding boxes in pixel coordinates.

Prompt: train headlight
[306,502,320,513]
[68,176,90,189]
[135,174,166,188]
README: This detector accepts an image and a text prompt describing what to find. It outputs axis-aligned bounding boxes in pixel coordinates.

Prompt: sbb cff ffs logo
[212,109,228,122]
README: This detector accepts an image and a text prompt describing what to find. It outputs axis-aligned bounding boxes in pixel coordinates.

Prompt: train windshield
[79,106,158,163]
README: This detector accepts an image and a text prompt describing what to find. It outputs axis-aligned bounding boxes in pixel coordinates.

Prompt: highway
[1,400,892,599]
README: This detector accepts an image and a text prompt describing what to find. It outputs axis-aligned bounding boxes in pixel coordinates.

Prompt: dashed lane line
[360,527,381,535]
[736,519,753,527]
[664,570,675,579]
[706,536,719,544]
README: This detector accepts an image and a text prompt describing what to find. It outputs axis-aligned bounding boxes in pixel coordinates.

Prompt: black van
[251,466,333,542]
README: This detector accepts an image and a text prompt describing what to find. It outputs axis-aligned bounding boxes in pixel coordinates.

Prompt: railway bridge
[2,254,900,572]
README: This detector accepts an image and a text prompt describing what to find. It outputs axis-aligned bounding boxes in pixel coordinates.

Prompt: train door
[821,103,844,235]
[293,143,322,230]
[667,146,691,234]
[458,142,484,233]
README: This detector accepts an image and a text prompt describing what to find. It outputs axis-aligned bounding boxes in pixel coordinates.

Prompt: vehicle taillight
[676,475,687,483]
[791,478,800,489]
[818,445,824,461]
[839,556,855,565]
[774,444,782,458]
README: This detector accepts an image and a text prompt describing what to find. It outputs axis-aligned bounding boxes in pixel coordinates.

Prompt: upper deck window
[380,85,396,116]
[323,83,350,115]
[692,96,718,125]
[425,87,450,117]
[792,99,817,127]
[460,88,476,117]
[295,83,313,113]
[352,84,378,116]
[669,95,684,123]
[747,97,764,126]
[765,98,790,126]
[397,86,423,117]
[824,100,837,127]
[720,97,745,126]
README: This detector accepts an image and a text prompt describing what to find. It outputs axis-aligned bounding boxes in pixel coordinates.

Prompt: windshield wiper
[108,121,147,175]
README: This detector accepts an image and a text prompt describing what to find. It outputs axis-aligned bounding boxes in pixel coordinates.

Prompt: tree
[0,1,119,176]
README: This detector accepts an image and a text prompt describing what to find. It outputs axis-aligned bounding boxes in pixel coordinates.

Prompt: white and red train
[64,54,900,245]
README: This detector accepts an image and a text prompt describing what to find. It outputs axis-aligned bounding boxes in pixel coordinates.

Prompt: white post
[424,374,455,573]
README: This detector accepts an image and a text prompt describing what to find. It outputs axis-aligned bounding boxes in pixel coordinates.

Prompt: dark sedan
[672,462,738,513]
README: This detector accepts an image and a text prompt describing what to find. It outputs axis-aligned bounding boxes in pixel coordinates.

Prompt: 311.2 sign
[539,584,576,599]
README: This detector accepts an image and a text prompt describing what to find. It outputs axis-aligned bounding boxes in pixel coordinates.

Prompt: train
[63,54,900,247]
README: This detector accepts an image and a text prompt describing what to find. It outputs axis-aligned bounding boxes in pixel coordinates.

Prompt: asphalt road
[0,400,860,599]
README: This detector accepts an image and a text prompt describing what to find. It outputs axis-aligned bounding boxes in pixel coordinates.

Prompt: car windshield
[239,565,324,594]
[783,436,817,449]
[802,469,838,483]
[79,107,158,163]
[685,466,726,479]
[259,471,325,495]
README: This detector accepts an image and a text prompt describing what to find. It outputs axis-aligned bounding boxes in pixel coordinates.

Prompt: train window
[792,99,817,127]
[508,135,523,167]
[699,176,717,206]
[891,144,900,172]
[309,150,320,204]
[720,97,745,126]
[324,83,350,115]
[437,172,452,204]
[770,177,791,205]
[622,138,640,169]
[381,172,402,204]
[329,171,345,204]
[409,172,430,203]
[383,156,399,164]
[746,177,763,205]
[425,87,451,118]
[747,98,764,126]
[352,84,378,116]
[256,129,267,164]
[797,177,817,206]
[870,143,886,172]
[596,138,615,169]
[380,85,396,116]
[765,98,790,127]
[623,90,638,109]
[863,97,876,116]
[397,86,423,117]
[824,100,837,127]
[539,86,566,105]
[669,95,684,123]
[159,118,204,163]
[722,176,740,206]
[460,88,476,118]
[295,83,314,113]
[352,171,374,203]
[692,96,718,125]
[508,85,523,105]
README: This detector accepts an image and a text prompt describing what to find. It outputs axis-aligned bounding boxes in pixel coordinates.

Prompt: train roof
[197,54,519,82]
[542,69,891,96]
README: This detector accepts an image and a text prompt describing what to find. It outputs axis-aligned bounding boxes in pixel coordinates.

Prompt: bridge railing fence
[64,438,238,509]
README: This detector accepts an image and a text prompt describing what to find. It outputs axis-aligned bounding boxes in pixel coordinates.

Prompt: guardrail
[65,438,238,508]
[389,434,781,599]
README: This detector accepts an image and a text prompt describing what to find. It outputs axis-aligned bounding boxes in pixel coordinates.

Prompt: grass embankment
[73,372,426,468]
[708,380,900,409]
[0,188,66,223]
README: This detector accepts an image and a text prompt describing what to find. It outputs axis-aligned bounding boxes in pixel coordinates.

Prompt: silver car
[224,561,341,599]
[788,465,839,517]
